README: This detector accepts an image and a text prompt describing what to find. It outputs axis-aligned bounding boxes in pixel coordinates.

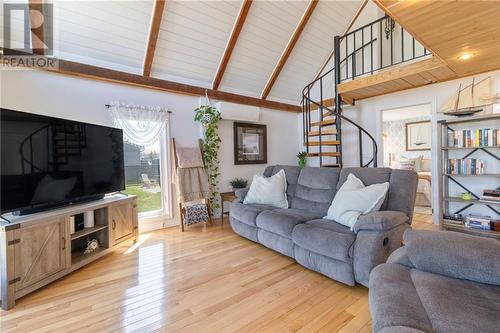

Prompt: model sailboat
[441,77,492,116]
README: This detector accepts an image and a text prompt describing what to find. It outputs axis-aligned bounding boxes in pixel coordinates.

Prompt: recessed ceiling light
[458,53,474,61]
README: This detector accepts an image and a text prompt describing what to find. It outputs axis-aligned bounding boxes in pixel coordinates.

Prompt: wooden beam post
[143,0,166,77]
[212,0,252,90]
[260,0,318,100]
[28,0,45,55]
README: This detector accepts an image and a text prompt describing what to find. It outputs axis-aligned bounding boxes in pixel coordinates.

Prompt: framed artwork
[234,122,267,164]
[406,120,431,151]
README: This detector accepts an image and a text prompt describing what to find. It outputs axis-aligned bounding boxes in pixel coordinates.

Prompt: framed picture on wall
[234,122,267,164]
[406,120,431,151]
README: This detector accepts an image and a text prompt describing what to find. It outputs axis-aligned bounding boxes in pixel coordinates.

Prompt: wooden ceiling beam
[261,0,318,100]
[142,0,166,77]
[40,58,300,112]
[212,0,253,90]
[313,0,368,80]
[28,0,45,55]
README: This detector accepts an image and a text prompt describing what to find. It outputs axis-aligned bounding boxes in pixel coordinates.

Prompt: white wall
[1,69,302,227]
[343,69,500,224]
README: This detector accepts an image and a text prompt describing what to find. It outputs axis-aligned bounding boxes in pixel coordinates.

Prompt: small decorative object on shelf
[229,178,248,190]
[84,211,95,228]
[297,151,308,168]
[440,77,492,117]
[84,239,100,254]
[460,192,473,201]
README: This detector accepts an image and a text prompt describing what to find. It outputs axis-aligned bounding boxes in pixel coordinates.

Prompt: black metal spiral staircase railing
[302,15,431,167]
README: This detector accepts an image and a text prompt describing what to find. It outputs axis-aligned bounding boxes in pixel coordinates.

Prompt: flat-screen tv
[1,108,125,214]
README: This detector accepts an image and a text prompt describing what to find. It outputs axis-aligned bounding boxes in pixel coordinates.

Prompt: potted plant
[194,105,222,210]
[297,151,307,168]
[229,178,248,190]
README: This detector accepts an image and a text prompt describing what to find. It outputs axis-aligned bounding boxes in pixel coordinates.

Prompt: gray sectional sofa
[369,230,500,333]
[229,165,418,287]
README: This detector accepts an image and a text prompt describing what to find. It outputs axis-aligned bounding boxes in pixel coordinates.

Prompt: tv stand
[0,194,138,310]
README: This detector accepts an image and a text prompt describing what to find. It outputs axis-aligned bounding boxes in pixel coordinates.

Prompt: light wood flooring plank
[0,214,436,332]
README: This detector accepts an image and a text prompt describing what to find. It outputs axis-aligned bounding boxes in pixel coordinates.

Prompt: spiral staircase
[302,15,431,168]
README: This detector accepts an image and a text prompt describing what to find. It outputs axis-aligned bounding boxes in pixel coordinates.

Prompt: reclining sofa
[229,165,418,286]
[370,230,500,333]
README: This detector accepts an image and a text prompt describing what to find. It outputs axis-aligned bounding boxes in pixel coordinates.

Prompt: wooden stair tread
[310,119,336,127]
[305,140,340,146]
[307,152,341,157]
[308,129,337,136]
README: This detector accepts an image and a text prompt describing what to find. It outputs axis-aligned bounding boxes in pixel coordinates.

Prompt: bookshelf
[438,113,500,240]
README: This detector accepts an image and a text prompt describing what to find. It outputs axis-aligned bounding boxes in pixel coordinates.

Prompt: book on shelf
[491,220,500,232]
[445,158,484,175]
[480,196,500,202]
[443,214,464,226]
[465,214,495,231]
[448,128,499,148]
[443,218,464,226]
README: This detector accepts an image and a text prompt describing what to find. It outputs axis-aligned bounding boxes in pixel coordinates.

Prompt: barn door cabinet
[0,195,138,310]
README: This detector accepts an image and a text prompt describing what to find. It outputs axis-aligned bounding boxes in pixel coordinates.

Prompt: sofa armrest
[387,246,414,268]
[354,211,409,234]
[234,188,249,203]
[404,230,500,285]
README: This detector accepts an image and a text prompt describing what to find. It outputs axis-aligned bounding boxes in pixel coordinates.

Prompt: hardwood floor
[0,214,436,333]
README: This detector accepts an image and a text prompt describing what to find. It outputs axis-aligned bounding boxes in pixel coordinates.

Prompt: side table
[220,191,237,223]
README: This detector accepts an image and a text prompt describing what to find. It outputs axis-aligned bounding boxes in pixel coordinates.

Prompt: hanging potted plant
[297,151,308,168]
[194,105,222,210]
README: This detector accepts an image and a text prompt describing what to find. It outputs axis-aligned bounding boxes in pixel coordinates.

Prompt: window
[123,139,162,214]
[110,103,171,231]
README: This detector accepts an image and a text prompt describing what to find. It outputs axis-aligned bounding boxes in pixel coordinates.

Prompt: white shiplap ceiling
[49,1,153,73]
[269,0,364,103]
[19,0,372,105]
[218,0,309,98]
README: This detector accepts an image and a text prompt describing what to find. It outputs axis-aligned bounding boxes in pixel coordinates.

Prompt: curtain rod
[105,104,172,113]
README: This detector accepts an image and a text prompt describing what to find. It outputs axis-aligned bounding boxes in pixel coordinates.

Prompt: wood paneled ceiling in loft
[2,0,377,112]
[337,0,500,102]
[374,0,500,78]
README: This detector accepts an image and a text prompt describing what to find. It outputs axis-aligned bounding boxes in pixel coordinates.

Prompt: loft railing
[340,15,430,81]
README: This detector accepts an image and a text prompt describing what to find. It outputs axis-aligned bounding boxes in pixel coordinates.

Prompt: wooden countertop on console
[0,194,136,230]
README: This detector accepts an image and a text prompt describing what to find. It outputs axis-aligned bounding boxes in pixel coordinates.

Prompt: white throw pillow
[401,155,423,171]
[324,173,389,230]
[244,169,288,209]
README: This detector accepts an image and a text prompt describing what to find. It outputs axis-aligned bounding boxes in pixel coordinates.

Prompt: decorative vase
[84,211,94,228]
[298,158,306,168]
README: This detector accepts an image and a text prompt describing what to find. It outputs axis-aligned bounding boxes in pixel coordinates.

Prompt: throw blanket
[176,147,204,168]
[176,167,211,203]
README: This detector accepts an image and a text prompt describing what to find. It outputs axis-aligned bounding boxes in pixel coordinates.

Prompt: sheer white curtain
[109,102,169,146]
[110,101,172,228]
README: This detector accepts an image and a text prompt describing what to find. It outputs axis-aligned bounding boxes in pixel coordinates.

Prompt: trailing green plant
[297,151,308,168]
[229,178,248,189]
[194,105,222,210]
